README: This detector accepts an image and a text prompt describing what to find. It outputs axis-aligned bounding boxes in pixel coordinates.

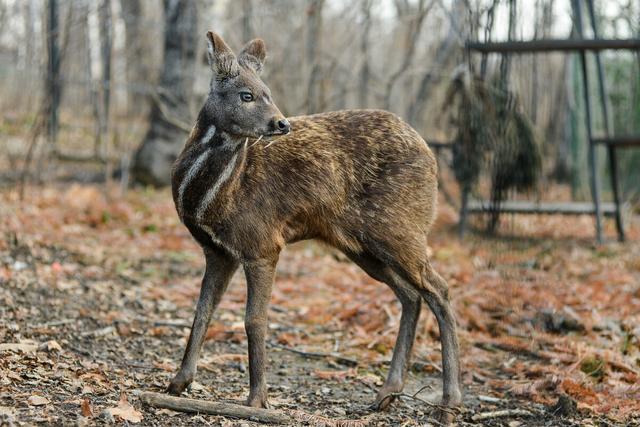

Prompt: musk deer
[167,31,462,423]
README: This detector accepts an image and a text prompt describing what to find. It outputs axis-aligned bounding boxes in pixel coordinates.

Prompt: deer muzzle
[269,117,290,135]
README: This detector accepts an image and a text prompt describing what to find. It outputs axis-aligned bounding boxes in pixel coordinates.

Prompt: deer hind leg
[346,252,422,411]
[401,260,462,424]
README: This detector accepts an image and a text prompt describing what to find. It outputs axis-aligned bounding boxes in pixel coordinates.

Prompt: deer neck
[175,122,248,224]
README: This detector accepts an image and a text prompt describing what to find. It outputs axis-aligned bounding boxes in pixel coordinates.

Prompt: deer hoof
[370,382,403,411]
[433,407,455,425]
[369,394,395,411]
[167,371,193,396]
[432,397,461,426]
[246,391,269,409]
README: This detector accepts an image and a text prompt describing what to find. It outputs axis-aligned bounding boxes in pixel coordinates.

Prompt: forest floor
[1,184,639,426]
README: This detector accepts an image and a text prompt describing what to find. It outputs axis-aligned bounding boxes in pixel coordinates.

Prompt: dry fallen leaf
[509,376,560,402]
[314,368,357,380]
[105,392,143,423]
[210,353,248,364]
[155,408,179,417]
[152,360,175,371]
[81,398,93,417]
[27,395,50,406]
[39,340,62,352]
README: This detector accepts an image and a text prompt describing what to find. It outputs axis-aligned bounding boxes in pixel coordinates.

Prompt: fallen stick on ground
[80,326,116,338]
[139,392,291,424]
[139,392,370,426]
[471,409,532,421]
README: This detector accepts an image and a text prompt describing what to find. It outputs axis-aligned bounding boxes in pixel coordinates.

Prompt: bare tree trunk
[530,0,541,124]
[549,56,570,181]
[31,0,70,184]
[407,0,465,127]
[242,0,253,42]
[480,0,499,79]
[21,0,36,108]
[489,0,517,232]
[46,0,61,150]
[22,1,35,67]
[132,0,197,186]
[358,0,373,107]
[80,0,101,157]
[333,69,348,110]
[120,0,148,114]
[383,0,434,111]
[97,0,112,161]
[498,0,516,89]
[306,0,324,114]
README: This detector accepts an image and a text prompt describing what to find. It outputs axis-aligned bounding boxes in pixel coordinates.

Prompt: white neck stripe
[200,125,216,145]
[196,152,239,223]
[177,125,216,220]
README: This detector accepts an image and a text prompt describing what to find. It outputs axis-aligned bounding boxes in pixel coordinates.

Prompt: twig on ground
[34,319,77,328]
[139,392,370,426]
[471,408,532,421]
[374,384,458,427]
[474,341,545,360]
[0,343,38,353]
[134,317,192,328]
[478,395,502,404]
[288,410,369,427]
[268,341,358,367]
[409,384,434,397]
[372,383,457,425]
[151,319,192,328]
[81,326,116,337]
[139,392,291,424]
[384,391,455,414]
[125,361,155,370]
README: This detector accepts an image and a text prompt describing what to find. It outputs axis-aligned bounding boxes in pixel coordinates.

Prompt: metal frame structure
[459,0,640,243]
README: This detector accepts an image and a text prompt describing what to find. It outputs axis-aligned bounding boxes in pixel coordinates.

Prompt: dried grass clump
[443,67,542,231]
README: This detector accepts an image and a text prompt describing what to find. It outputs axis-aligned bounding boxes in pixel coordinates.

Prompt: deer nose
[276,118,290,134]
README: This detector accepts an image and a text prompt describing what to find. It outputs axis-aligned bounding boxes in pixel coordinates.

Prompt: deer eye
[240,92,254,102]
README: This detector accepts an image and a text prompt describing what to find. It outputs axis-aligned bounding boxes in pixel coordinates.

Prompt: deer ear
[206,31,239,78]
[238,38,266,75]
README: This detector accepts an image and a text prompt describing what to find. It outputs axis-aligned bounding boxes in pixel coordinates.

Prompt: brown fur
[174,110,437,262]
[167,33,462,424]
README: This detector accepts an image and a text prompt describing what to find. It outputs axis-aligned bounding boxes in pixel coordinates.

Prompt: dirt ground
[1,184,639,426]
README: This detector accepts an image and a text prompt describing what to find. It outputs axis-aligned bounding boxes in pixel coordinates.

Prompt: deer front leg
[168,247,238,395]
[243,258,277,408]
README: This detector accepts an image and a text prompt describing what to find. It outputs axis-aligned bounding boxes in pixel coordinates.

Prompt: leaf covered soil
[1,185,639,426]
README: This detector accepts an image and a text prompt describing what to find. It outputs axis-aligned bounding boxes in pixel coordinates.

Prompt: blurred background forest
[0,0,638,213]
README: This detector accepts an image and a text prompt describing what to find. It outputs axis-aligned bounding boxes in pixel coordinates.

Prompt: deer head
[203,32,290,139]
